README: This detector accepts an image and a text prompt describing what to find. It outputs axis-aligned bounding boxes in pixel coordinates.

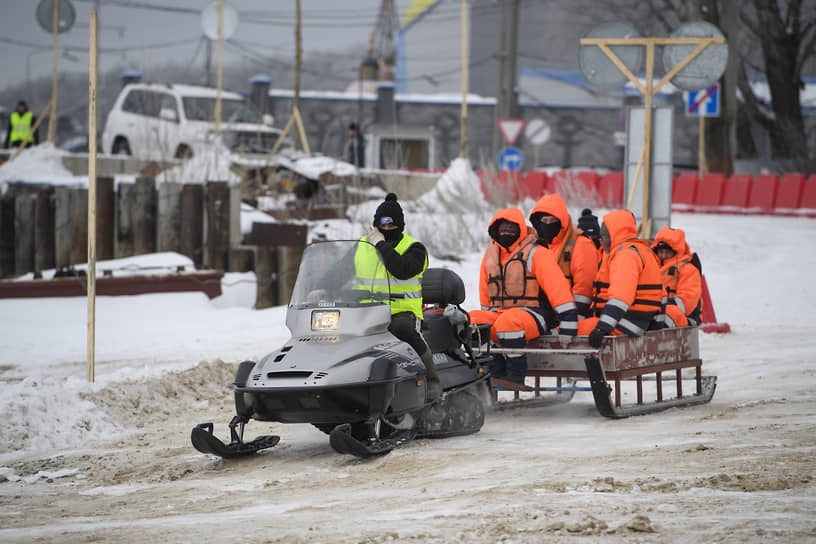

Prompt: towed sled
[477,325,717,418]
[192,240,491,459]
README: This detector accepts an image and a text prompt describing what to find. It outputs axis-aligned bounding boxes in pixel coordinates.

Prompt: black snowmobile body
[192,239,491,459]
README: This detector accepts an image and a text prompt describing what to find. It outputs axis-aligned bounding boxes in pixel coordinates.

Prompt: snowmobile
[191,239,492,459]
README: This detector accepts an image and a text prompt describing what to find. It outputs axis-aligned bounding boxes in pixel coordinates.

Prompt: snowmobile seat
[421,268,465,306]
[421,268,467,353]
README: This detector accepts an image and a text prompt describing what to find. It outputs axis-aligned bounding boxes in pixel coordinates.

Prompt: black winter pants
[388,311,430,357]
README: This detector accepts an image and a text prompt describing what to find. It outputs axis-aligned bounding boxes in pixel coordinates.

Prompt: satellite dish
[579,22,644,90]
[36,0,76,34]
[201,1,239,41]
[663,21,728,91]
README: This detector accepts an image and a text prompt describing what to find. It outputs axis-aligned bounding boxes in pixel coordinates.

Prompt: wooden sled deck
[478,326,717,418]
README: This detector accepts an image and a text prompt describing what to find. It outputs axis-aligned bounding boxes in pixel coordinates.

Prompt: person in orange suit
[528,195,599,319]
[470,206,578,383]
[651,226,702,328]
[578,210,664,348]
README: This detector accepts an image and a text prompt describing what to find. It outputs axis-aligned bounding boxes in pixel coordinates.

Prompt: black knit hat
[578,208,600,237]
[373,192,405,228]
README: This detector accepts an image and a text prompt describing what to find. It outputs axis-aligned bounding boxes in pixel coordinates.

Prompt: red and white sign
[497,118,526,146]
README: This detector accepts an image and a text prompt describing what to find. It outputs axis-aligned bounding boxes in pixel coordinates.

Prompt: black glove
[588,328,606,349]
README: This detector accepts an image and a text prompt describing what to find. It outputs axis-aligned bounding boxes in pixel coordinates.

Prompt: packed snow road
[1,325,814,544]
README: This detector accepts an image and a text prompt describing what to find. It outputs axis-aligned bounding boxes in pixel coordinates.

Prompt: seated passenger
[470,207,577,383]
[651,226,702,328]
[528,195,600,320]
[578,210,664,348]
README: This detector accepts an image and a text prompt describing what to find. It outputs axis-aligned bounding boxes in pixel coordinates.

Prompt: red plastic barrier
[700,274,731,334]
[799,175,816,214]
[694,173,727,211]
[720,174,752,211]
[672,173,699,211]
[598,171,624,208]
[746,173,780,213]
[521,171,549,200]
[773,173,806,212]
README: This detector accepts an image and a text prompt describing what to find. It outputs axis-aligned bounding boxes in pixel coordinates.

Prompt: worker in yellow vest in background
[4,101,39,149]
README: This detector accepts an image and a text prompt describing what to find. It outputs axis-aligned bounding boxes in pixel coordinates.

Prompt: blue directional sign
[685,84,720,117]
[498,146,524,171]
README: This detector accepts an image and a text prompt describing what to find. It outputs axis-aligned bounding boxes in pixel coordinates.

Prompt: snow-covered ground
[1,158,815,542]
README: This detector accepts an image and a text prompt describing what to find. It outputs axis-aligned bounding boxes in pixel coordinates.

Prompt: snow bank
[0,144,83,187]
[347,158,494,257]
[280,154,358,180]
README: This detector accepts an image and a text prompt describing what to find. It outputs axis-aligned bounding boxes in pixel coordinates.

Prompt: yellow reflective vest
[10,111,34,144]
[354,234,427,319]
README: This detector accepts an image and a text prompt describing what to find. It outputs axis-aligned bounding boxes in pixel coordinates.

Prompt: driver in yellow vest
[4,101,39,149]
[361,193,442,402]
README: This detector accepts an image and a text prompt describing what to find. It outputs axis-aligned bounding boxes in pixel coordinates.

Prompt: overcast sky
[0,0,414,89]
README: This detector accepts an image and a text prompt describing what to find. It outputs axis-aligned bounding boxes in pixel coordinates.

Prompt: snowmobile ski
[329,423,417,458]
[191,423,280,458]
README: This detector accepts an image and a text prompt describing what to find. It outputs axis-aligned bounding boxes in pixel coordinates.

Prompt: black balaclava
[373,192,405,243]
[531,213,561,247]
[488,219,521,251]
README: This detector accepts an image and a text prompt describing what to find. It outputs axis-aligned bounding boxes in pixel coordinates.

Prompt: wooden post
[254,245,278,309]
[48,0,59,143]
[132,177,157,256]
[206,181,230,271]
[34,187,55,273]
[157,182,183,253]
[460,0,468,158]
[69,188,89,265]
[294,0,302,150]
[14,192,36,275]
[214,0,223,132]
[87,10,98,382]
[96,176,114,260]
[641,41,654,238]
[0,197,15,277]
[180,184,204,266]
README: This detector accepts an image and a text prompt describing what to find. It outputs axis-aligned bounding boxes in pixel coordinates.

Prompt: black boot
[421,349,443,402]
[504,354,528,385]
[487,354,507,378]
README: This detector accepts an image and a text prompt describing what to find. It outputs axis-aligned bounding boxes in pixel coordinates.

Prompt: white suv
[102,82,288,160]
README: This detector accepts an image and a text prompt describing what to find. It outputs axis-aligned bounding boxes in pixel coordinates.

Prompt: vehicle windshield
[181,97,263,123]
[289,240,392,309]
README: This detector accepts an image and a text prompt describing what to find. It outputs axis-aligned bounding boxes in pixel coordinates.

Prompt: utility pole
[493,0,520,157]
[294,0,302,149]
[721,0,738,168]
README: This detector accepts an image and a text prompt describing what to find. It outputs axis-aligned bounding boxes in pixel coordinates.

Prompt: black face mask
[495,233,518,250]
[534,220,561,247]
[379,227,403,243]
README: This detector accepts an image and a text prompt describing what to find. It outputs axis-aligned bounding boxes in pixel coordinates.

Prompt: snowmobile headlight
[311,310,340,331]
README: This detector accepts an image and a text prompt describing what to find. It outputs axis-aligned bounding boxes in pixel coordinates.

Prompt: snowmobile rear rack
[479,326,716,418]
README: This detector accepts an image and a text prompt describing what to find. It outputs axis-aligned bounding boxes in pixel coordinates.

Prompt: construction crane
[363,0,401,81]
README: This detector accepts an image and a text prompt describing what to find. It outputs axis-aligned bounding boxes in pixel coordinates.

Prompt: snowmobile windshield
[289,240,394,309]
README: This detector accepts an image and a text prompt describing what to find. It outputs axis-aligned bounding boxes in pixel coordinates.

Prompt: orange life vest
[484,234,540,309]
[661,257,703,325]
[554,223,579,283]
[592,241,663,321]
